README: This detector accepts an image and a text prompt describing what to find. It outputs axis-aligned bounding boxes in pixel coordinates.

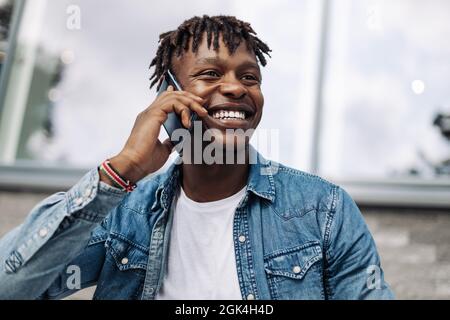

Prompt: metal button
[121,257,129,265]
[148,287,154,294]
[83,188,92,198]
[154,232,162,239]
[293,265,301,274]
[247,293,255,300]
[38,228,48,238]
[238,235,246,243]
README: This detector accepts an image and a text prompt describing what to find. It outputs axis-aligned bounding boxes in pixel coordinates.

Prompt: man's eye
[242,75,260,82]
[201,71,220,77]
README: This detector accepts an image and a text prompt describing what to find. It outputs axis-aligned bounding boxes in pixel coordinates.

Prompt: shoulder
[269,161,340,213]
[267,161,364,247]
[273,162,338,189]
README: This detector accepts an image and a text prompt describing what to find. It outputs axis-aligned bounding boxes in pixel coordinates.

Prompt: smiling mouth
[203,110,254,130]
[211,110,247,120]
[204,103,255,128]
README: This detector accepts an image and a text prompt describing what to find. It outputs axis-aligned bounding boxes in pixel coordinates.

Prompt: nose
[218,76,247,100]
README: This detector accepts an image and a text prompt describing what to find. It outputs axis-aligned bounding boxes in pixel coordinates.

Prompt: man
[0,15,394,299]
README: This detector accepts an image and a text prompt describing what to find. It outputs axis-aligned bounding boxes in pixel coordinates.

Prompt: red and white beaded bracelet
[99,159,137,192]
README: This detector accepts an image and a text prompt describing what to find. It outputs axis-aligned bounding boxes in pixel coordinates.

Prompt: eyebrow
[194,57,260,71]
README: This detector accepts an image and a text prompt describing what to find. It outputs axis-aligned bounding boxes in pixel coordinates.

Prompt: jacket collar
[151,145,276,211]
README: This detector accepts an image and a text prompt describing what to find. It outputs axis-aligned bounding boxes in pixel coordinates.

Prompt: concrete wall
[1,190,449,300]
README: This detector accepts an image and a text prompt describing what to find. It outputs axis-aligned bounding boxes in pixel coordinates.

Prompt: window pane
[0,0,320,170]
[320,0,450,180]
[0,0,15,77]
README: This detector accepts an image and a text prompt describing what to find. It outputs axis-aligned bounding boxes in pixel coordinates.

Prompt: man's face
[172,33,264,151]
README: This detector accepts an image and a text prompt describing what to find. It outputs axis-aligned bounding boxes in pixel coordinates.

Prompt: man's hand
[100,85,208,186]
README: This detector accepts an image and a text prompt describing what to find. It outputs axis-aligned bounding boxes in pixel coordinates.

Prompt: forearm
[0,168,126,299]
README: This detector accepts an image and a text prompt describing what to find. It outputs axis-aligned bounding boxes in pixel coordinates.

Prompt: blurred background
[0,0,449,299]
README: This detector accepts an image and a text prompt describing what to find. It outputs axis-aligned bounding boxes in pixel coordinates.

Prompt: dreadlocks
[149,15,272,91]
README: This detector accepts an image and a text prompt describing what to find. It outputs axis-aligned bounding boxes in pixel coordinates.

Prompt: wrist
[109,154,147,184]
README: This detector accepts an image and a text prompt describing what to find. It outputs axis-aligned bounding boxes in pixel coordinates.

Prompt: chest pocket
[264,241,324,299]
[106,235,148,271]
[94,234,148,300]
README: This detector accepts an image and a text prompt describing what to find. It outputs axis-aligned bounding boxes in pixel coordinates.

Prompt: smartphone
[157,70,199,150]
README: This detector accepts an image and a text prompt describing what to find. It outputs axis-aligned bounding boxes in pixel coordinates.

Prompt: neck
[181,152,249,202]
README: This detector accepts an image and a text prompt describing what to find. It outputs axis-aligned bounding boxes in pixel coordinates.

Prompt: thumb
[167,85,174,92]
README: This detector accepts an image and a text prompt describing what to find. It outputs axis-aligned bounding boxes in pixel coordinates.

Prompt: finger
[167,85,174,92]
[172,95,208,117]
[159,95,207,118]
[160,89,207,115]
[173,90,204,103]
[171,102,192,128]
[180,108,192,128]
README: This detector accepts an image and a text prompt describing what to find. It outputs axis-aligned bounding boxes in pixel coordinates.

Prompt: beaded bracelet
[99,159,137,192]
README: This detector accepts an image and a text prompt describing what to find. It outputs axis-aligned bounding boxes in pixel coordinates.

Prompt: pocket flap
[264,241,322,280]
[105,234,148,271]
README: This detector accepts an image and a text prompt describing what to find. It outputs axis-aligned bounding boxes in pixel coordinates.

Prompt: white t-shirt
[155,185,246,300]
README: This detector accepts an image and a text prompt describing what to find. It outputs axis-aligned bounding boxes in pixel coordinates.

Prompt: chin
[205,131,250,165]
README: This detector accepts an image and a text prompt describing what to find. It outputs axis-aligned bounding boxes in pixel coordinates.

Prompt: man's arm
[324,186,395,300]
[0,168,126,299]
[0,84,207,299]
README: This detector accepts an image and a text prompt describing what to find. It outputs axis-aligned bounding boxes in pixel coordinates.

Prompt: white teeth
[211,110,246,120]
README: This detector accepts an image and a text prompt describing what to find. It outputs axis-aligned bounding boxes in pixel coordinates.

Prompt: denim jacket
[0,150,394,300]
